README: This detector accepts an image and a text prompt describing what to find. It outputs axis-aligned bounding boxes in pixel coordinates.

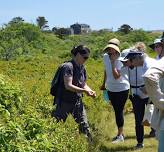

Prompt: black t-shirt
[60,60,87,103]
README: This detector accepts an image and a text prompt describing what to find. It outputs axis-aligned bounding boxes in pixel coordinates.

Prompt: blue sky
[0,0,164,31]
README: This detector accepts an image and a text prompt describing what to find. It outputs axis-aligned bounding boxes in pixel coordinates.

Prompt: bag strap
[128,68,132,95]
[135,67,138,94]
[128,67,138,95]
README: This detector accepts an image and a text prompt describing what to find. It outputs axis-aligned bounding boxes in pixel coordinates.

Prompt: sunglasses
[80,54,89,60]
[155,44,162,48]
[82,55,89,60]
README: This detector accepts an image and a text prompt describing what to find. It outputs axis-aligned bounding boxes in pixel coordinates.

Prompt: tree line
[0,16,161,61]
[5,16,135,34]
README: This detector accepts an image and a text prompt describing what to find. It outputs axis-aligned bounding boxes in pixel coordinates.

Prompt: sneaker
[112,135,124,143]
[112,134,124,141]
[84,131,93,143]
[135,143,144,149]
[87,132,93,143]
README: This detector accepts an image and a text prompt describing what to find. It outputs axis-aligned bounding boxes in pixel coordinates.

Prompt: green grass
[95,108,158,152]
[0,55,159,152]
[0,27,160,151]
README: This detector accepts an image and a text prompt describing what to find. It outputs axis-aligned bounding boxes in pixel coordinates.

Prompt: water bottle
[103,90,110,103]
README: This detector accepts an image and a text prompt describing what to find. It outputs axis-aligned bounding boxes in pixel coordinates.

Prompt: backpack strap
[135,67,138,94]
[128,68,132,95]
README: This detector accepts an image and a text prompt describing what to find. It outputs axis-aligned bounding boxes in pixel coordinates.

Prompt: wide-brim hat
[108,38,120,46]
[149,38,162,50]
[103,44,120,54]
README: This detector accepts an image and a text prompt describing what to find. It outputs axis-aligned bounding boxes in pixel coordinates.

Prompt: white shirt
[129,56,156,99]
[103,53,130,92]
[156,55,160,60]
[155,55,164,93]
[129,67,148,99]
[143,56,156,73]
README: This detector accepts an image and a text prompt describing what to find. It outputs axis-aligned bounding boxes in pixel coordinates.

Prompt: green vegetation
[0,21,161,151]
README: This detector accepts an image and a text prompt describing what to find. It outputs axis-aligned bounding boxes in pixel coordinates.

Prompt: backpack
[50,65,63,96]
[50,61,73,97]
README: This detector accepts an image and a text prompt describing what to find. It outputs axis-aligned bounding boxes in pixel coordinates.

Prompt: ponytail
[71,45,90,56]
[71,46,77,56]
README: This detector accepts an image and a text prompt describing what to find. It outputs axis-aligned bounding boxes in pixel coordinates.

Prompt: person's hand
[90,90,96,98]
[84,89,96,98]
[110,53,118,63]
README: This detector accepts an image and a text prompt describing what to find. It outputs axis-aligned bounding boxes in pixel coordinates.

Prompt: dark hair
[71,45,90,56]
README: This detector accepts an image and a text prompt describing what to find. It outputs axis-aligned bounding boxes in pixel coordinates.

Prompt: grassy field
[0,24,161,151]
[91,106,158,152]
[0,55,159,152]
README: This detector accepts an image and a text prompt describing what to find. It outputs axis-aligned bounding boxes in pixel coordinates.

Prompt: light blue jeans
[158,130,164,152]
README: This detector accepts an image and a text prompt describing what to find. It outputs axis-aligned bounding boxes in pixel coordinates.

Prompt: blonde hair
[135,42,146,53]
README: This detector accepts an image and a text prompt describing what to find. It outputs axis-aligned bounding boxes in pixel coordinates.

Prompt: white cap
[118,49,131,62]
[149,38,162,49]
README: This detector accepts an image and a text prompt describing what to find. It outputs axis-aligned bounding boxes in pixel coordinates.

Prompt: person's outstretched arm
[64,76,96,97]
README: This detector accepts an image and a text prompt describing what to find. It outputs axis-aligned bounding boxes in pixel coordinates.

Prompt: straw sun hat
[103,38,120,54]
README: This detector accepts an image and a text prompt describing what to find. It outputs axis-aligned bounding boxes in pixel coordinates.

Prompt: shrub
[0,74,23,115]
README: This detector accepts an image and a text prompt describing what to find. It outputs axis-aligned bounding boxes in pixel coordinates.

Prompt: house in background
[70,23,91,34]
